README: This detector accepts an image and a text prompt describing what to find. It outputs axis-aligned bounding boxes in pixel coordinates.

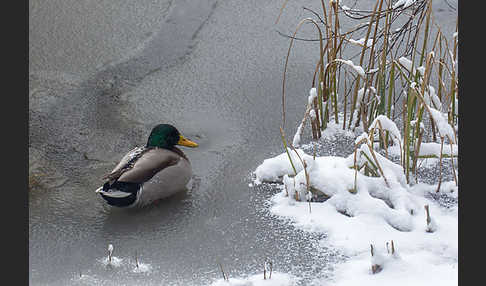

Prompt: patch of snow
[369,115,402,146]
[336,59,366,78]
[309,109,316,119]
[367,67,379,74]
[292,122,304,147]
[357,86,376,106]
[419,142,457,158]
[349,38,374,48]
[319,120,357,140]
[451,97,458,117]
[132,262,152,273]
[308,87,317,105]
[398,57,414,73]
[254,148,307,184]
[210,272,299,286]
[355,132,370,145]
[99,256,124,268]
[331,249,457,286]
[410,119,425,131]
[428,108,456,141]
[393,0,416,9]
[417,66,425,76]
[71,273,102,285]
[424,85,441,110]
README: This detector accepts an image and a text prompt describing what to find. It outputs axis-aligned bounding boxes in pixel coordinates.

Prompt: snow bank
[331,249,457,286]
[253,144,457,285]
[419,142,457,157]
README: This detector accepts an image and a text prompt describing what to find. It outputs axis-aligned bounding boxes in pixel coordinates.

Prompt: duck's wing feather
[116,148,181,184]
[102,146,146,182]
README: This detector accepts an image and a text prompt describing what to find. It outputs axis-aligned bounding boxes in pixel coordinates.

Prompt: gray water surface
[29,1,457,285]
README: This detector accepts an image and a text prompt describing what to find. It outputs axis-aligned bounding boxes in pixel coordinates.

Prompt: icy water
[29,0,457,285]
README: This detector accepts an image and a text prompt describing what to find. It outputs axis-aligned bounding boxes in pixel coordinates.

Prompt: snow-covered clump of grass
[210,272,299,286]
[253,143,457,285]
[270,0,457,284]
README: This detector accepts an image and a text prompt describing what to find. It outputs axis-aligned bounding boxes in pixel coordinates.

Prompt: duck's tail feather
[96,181,142,207]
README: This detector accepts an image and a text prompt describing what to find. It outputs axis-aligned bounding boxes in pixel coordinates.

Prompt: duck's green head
[146,124,198,149]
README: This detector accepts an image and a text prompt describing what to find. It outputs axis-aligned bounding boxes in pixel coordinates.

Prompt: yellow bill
[177,135,198,147]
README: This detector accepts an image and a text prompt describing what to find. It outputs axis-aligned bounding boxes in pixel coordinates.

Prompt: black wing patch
[100,181,142,207]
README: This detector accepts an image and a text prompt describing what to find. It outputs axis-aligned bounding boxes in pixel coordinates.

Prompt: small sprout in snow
[306,191,312,213]
[263,258,273,280]
[108,244,114,263]
[294,189,300,201]
[370,244,384,274]
[388,240,400,258]
[135,251,139,269]
[306,191,312,201]
[219,262,229,281]
[425,205,437,233]
[385,241,396,254]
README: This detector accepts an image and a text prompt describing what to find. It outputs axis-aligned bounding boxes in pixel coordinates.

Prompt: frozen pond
[29,0,457,285]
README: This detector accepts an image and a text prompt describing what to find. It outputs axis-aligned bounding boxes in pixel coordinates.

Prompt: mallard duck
[95,124,198,207]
